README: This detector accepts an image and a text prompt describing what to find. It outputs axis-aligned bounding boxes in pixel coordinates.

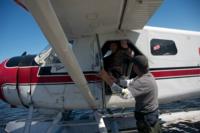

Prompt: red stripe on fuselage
[151,68,200,79]
[16,67,101,84]
[2,64,200,85]
[15,67,200,83]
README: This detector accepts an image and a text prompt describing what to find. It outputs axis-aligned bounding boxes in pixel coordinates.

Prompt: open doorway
[101,39,143,95]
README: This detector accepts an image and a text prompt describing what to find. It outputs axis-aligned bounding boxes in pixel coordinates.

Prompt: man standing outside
[99,55,162,133]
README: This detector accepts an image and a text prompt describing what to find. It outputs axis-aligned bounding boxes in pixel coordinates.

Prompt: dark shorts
[135,110,162,133]
[136,120,162,133]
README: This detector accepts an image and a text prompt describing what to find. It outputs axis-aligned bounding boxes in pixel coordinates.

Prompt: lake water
[0,98,200,132]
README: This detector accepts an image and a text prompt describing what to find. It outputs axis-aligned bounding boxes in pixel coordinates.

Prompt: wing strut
[96,34,106,110]
[23,0,97,109]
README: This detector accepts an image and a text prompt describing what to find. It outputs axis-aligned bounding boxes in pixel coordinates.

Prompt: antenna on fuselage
[21,51,27,56]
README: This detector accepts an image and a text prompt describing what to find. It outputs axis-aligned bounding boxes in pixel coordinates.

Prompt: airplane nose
[0,89,3,100]
[0,61,5,100]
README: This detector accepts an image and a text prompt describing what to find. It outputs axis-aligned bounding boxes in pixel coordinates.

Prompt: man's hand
[98,69,114,86]
[98,69,109,80]
[121,88,132,99]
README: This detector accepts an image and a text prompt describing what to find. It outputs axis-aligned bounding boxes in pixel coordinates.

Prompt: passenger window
[150,39,177,56]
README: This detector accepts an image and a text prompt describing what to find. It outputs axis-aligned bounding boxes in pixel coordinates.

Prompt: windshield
[38,45,52,57]
[34,45,61,65]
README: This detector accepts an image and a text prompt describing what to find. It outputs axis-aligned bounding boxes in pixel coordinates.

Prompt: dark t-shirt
[104,48,131,78]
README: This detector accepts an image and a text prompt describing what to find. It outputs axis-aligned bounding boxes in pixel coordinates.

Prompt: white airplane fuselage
[1,26,200,110]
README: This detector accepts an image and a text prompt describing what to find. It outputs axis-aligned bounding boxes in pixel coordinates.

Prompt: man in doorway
[104,40,134,79]
[99,55,162,133]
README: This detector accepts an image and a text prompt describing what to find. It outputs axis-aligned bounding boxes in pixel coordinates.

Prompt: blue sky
[0,0,200,62]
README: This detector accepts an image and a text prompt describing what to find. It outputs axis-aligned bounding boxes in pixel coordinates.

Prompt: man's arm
[98,69,114,86]
[98,70,122,93]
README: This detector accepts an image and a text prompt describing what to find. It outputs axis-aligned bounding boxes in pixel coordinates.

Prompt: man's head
[120,40,128,49]
[132,55,149,75]
[110,42,118,52]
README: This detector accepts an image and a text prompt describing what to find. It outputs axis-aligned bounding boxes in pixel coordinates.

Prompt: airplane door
[32,64,65,109]
[32,40,103,109]
[71,37,103,108]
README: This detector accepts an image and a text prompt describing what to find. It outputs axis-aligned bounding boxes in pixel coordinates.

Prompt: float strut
[23,105,33,133]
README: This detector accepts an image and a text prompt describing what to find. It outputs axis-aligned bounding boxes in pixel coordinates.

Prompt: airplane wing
[50,0,162,38]
[18,0,163,39]
[16,0,163,109]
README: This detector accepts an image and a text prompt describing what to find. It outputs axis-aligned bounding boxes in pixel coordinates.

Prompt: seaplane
[1,0,200,132]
